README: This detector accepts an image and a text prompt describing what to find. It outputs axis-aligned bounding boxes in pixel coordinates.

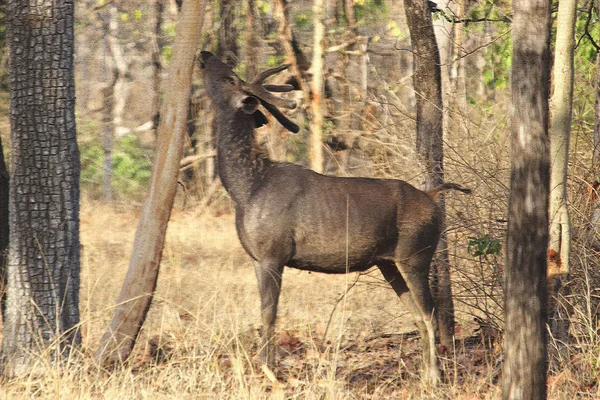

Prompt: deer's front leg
[254,258,284,368]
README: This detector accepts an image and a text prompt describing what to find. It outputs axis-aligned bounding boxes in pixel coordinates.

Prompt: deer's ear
[253,110,268,128]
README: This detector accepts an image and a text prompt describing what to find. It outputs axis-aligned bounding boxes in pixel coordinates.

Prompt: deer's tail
[426,183,472,199]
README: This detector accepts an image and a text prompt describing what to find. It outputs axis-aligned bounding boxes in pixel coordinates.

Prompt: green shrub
[80,135,153,200]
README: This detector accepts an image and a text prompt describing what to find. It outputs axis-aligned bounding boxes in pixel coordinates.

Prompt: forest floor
[0,199,598,399]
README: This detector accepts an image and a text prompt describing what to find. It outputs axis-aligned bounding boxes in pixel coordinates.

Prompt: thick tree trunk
[95,0,207,366]
[503,0,551,397]
[403,0,455,347]
[0,138,8,314]
[3,0,81,377]
[310,0,325,173]
[548,0,577,362]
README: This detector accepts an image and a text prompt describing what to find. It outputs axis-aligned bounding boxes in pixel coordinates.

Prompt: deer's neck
[216,109,271,206]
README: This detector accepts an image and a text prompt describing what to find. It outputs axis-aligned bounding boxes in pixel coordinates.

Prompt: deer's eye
[226,76,236,86]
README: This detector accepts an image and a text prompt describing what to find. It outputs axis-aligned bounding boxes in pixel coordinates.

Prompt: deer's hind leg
[379,255,441,386]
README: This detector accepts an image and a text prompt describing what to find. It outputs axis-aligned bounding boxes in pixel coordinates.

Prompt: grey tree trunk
[3,0,81,377]
[503,0,551,396]
[402,0,455,347]
[548,0,577,362]
[95,0,207,366]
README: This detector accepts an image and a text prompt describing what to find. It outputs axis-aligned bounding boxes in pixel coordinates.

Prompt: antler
[243,65,297,110]
[242,64,300,133]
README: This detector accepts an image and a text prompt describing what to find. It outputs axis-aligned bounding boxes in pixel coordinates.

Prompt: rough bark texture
[403,0,455,347]
[0,138,8,313]
[309,0,325,173]
[3,0,81,377]
[95,0,207,365]
[503,0,551,397]
[548,0,577,361]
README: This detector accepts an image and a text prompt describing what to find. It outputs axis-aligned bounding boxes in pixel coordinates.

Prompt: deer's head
[199,51,299,133]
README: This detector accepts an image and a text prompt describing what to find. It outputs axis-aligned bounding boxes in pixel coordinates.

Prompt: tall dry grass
[0,199,498,399]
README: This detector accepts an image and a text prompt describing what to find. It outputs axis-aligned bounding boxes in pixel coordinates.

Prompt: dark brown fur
[200,51,471,385]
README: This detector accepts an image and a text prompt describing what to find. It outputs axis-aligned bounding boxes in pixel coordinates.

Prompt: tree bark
[403,0,455,347]
[273,0,311,90]
[217,0,239,67]
[245,0,259,79]
[151,0,165,131]
[3,0,81,377]
[95,0,207,366]
[101,4,130,201]
[0,138,8,314]
[101,12,115,201]
[548,0,577,362]
[594,0,600,163]
[503,0,551,397]
[310,0,326,173]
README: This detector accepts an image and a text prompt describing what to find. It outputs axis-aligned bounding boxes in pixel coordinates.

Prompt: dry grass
[0,195,598,399]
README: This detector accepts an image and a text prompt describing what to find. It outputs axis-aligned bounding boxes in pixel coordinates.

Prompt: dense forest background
[0,0,599,397]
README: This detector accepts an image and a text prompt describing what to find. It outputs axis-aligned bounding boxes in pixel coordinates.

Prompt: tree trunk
[403,0,455,347]
[207,0,240,182]
[3,0,81,377]
[217,0,239,67]
[310,0,325,173]
[548,0,577,362]
[101,17,115,201]
[0,138,8,314]
[503,0,551,397]
[151,0,165,131]
[101,4,130,201]
[245,0,259,78]
[274,0,311,90]
[343,0,357,33]
[448,0,467,124]
[594,0,600,163]
[95,0,207,366]
[272,0,311,163]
